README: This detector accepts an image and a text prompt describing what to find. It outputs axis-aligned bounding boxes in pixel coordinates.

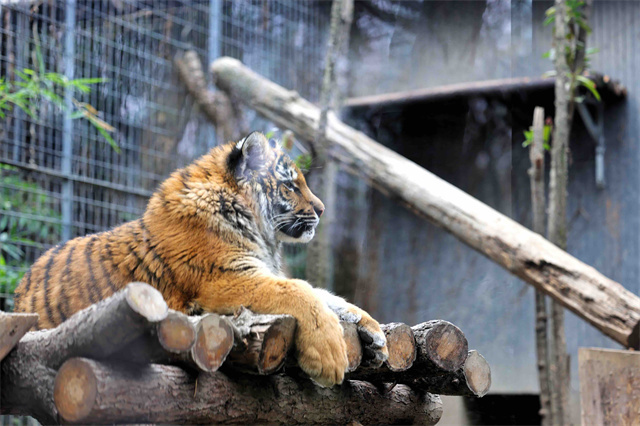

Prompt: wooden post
[578,347,640,425]
[529,106,552,425]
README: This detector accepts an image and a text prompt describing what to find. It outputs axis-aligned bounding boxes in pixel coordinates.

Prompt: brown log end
[463,350,492,397]
[343,322,363,372]
[191,314,234,372]
[124,282,168,323]
[381,322,416,372]
[257,316,296,374]
[54,358,98,423]
[415,320,469,372]
[157,311,197,353]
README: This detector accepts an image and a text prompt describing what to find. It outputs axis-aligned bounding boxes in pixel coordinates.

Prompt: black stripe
[84,237,101,303]
[22,269,32,294]
[43,244,63,325]
[179,169,191,189]
[58,244,77,322]
[98,246,119,294]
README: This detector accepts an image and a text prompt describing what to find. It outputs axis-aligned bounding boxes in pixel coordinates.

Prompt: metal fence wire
[0,0,328,311]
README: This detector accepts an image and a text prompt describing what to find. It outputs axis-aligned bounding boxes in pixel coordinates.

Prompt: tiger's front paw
[352,308,389,367]
[296,309,349,387]
[312,288,388,367]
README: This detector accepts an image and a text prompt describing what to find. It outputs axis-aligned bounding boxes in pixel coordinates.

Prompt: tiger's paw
[312,288,388,367]
[353,309,388,367]
[296,309,349,388]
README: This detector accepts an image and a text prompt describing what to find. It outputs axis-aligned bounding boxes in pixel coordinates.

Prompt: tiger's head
[227,132,324,243]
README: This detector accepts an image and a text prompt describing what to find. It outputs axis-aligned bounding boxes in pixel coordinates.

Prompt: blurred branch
[174,50,246,143]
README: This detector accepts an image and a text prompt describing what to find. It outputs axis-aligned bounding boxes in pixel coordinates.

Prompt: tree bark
[210,57,640,349]
[410,350,491,398]
[529,106,552,426]
[53,357,443,425]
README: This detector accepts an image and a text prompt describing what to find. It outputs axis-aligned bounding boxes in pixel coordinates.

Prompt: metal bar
[0,158,154,198]
[206,0,223,148]
[61,0,76,241]
[11,6,26,162]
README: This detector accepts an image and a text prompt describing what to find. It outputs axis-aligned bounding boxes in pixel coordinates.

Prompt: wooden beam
[210,57,640,349]
[53,357,444,425]
[579,347,640,425]
[343,73,626,109]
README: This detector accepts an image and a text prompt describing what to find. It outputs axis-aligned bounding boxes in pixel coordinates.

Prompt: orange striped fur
[13,132,387,387]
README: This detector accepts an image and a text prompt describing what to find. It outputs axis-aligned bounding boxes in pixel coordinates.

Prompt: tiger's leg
[195,276,348,387]
[313,288,389,364]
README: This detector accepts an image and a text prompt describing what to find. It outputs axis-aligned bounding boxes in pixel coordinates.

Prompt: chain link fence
[0,0,328,311]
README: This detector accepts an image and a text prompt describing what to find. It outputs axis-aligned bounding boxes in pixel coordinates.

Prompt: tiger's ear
[228,132,269,181]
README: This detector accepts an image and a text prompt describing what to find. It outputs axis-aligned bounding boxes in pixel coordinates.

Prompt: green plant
[522,122,552,150]
[0,25,118,151]
[0,164,61,303]
[265,128,313,174]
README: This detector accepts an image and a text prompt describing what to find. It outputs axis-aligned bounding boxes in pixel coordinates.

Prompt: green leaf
[576,75,601,101]
[71,77,107,85]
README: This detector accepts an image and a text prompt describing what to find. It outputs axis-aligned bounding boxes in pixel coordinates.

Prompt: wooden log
[224,308,296,375]
[6,282,167,369]
[111,310,197,364]
[410,350,492,397]
[53,357,443,425]
[210,57,640,349]
[578,347,640,425]
[381,323,417,372]
[343,322,363,372]
[187,313,235,373]
[0,312,38,361]
[349,320,466,383]
[1,283,167,423]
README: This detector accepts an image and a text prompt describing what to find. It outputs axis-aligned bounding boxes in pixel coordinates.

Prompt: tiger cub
[13,132,387,387]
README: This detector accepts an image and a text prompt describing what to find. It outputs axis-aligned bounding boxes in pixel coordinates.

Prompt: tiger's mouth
[276,215,319,243]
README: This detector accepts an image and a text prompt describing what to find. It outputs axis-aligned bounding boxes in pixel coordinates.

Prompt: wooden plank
[579,347,640,425]
[0,312,38,361]
[344,74,625,109]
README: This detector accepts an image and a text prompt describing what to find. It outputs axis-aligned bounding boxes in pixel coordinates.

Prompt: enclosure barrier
[0,282,490,425]
[207,56,640,350]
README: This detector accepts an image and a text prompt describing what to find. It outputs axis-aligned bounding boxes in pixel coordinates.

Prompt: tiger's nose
[314,204,324,217]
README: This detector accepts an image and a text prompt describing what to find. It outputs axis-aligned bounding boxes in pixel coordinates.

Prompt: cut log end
[125,282,168,323]
[417,321,469,372]
[157,311,196,353]
[54,358,97,423]
[381,322,416,372]
[191,314,234,372]
[258,317,296,374]
[342,322,363,372]
[464,350,492,397]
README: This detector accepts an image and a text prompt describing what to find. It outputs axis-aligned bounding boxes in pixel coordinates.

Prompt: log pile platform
[0,282,490,425]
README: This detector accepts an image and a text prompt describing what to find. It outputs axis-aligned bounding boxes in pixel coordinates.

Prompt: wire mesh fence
[0,0,328,312]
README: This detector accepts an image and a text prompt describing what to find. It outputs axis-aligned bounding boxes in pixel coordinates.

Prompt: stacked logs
[0,283,491,425]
